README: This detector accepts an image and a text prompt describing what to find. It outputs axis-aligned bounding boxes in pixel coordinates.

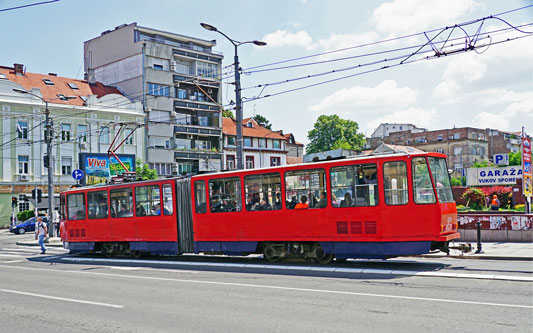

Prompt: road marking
[0,264,531,309]
[3,260,23,263]
[1,289,123,308]
[59,257,533,282]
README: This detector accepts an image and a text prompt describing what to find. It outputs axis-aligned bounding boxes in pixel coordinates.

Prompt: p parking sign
[493,154,509,166]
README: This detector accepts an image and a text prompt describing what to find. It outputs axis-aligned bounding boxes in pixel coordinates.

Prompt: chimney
[13,63,24,75]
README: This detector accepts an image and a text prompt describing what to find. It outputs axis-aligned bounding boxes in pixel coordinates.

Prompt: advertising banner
[79,153,136,185]
[522,137,532,197]
[466,166,522,186]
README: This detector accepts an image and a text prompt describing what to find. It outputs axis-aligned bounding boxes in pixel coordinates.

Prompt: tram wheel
[263,244,281,263]
[317,254,334,265]
[101,244,113,258]
[131,250,142,259]
[312,244,334,264]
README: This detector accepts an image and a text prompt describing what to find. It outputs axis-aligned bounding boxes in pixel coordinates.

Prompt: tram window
[209,177,242,213]
[284,169,326,209]
[244,173,282,211]
[412,157,436,204]
[383,161,409,205]
[110,188,133,218]
[194,181,207,214]
[135,185,161,216]
[330,164,378,208]
[87,191,109,219]
[162,184,174,215]
[428,157,455,203]
[60,195,65,220]
[67,193,86,220]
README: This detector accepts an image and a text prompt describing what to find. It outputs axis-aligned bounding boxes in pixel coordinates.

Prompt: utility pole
[45,100,55,237]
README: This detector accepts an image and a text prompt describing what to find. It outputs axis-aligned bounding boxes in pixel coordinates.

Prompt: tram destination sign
[466,166,523,186]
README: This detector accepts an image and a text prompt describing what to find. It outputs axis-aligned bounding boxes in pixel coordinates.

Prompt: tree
[306,115,365,154]
[136,158,157,181]
[222,109,234,119]
[509,151,521,166]
[253,114,272,130]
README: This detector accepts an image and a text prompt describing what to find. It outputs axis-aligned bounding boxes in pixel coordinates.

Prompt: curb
[16,241,64,248]
[418,254,533,261]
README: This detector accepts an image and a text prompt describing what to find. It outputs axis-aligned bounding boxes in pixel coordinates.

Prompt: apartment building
[222,117,287,170]
[84,23,224,177]
[370,123,425,138]
[0,64,144,219]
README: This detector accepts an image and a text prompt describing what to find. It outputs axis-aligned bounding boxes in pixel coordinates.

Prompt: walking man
[36,216,47,254]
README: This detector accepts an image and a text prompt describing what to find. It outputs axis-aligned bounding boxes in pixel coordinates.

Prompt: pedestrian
[35,216,48,254]
[490,195,500,211]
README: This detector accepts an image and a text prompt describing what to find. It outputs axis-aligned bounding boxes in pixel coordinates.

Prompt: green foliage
[306,115,365,154]
[17,210,35,222]
[450,176,466,187]
[472,160,490,168]
[509,151,521,166]
[253,114,272,130]
[136,158,157,181]
[222,109,234,119]
[461,188,485,210]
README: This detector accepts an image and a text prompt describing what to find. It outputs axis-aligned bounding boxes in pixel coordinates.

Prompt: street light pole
[200,23,266,170]
[13,89,75,237]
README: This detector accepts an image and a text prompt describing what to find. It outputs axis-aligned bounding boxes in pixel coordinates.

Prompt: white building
[371,123,425,138]
[222,117,287,170]
[0,63,144,221]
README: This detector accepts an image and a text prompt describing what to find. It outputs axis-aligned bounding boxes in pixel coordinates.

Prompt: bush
[481,186,512,208]
[514,204,525,211]
[461,188,485,210]
[17,210,35,222]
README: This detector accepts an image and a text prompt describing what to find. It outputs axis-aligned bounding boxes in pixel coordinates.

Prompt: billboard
[79,153,136,185]
[466,166,523,186]
[523,137,532,197]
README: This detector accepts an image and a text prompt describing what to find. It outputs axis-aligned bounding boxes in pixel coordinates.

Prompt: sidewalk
[419,242,533,261]
[16,236,63,247]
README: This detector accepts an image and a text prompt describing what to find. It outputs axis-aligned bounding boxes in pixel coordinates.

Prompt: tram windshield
[428,157,454,203]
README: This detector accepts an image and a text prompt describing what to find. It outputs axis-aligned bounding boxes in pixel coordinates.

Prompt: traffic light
[11,196,17,208]
[43,155,49,168]
[32,189,43,203]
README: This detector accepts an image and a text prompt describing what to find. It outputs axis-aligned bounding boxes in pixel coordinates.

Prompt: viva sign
[466,166,523,186]
[79,153,136,185]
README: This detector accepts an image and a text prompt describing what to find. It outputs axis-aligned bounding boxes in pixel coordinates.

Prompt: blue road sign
[72,169,84,181]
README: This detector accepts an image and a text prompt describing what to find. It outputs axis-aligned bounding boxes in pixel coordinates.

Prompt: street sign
[72,169,85,181]
[493,153,509,166]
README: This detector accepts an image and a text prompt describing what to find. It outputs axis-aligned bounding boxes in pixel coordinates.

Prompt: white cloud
[364,107,438,135]
[310,80,418,112]
[261,30,315,50]
[471,96,533,131]
[316,31,380,53]
[370,0,482,36]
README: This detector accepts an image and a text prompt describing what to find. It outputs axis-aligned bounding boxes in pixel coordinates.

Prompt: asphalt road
[1,230,532,332]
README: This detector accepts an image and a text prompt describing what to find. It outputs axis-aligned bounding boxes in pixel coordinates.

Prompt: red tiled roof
[283,133,304,145]
[0,65,123,106]
[222,117,286,140]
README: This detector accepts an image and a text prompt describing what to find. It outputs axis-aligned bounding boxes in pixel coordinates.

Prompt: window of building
[61,124,71,141]
[67,193,86,220]
[285,169,326,209]
[435,148,444,154]
[135,185,161,216]
[149,137,170,149]
[194,181,207,213]
[110,188,133,218]
[209,177,242,213]
[478,147,485,156]
[454,163,463,172]
[67,82,78,90]
[272,140,281,149]
[153,64,163,70]
[61,157,72,175]
[124,128,134,145]
[56,94,70,101]
[77,124,87,142]
[177,88,187,99]
[471,147,477,155]
[383,161,408,205]
[244,173,282,211]
[453,146,462,155]
[42,78,54,85]
[226,155,235,170]
[162,184,173,215]
[246,156,254,169]
[453,133,461,139]
[196,140,211,150]
[244,137,252,147]
[437,135,443,141]
[87,191,108,219]
[196,61,219,79]
[412,157,436,204]
[149,162,172,176]
[178,162,194,175]
[99,127,110,144]
[330,164,378,208]
[18,155,29,174]
[258,138,266,148]
[17,121,28,139]
[227,136,236,146]
[148,83,170,96]
[270,157,281,166]
[19,199,30,212]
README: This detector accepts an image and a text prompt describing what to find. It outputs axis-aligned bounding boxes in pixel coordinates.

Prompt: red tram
[60,152,459,263]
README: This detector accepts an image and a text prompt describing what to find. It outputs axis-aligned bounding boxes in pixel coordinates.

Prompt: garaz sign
[467,166,522,186]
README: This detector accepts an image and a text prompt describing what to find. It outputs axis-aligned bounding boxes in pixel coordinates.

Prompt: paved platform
[16,236,63,247]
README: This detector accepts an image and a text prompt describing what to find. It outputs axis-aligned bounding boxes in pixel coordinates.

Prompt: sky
[1,0,532,144]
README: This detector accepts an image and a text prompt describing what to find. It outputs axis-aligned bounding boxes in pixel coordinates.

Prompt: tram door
[175,179,194,253]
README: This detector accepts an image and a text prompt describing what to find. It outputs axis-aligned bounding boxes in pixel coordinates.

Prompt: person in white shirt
[35,217,48,254]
